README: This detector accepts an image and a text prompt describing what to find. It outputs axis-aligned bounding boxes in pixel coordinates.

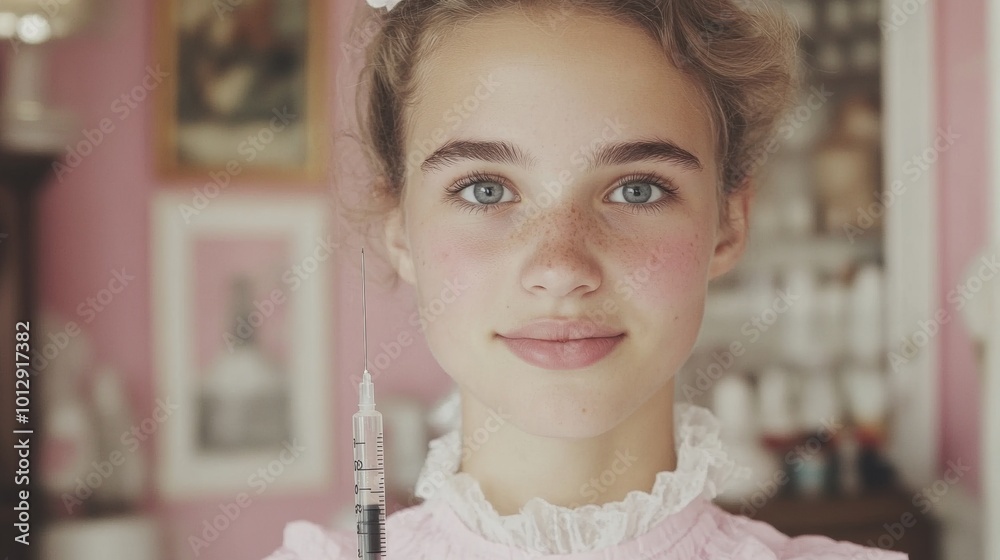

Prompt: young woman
[266,0,907,557]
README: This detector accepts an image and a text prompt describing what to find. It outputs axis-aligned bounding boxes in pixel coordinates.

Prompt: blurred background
[0,0,996,559]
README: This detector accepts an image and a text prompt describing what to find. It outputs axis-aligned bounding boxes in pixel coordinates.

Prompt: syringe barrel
[352,411,385,506]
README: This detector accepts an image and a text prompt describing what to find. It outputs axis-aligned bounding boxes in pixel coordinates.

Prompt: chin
[505,393,634,440]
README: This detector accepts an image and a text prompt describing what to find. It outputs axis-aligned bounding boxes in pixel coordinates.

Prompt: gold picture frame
[154,0,327,183]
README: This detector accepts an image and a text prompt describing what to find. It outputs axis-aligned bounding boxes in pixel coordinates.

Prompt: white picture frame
[986,0,1000,554]
[152,191,333,499]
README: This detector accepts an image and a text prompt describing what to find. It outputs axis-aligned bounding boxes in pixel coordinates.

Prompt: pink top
[263,403,908,560]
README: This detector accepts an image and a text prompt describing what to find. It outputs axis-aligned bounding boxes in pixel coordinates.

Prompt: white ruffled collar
[413,401,741,554]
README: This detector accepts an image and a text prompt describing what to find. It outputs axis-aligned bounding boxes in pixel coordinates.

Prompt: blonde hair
[336,0,800,287]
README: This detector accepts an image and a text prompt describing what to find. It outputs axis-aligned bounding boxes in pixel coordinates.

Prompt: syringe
[354,248,387,560]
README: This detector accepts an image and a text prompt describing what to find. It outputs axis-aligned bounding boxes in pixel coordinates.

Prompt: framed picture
[152,192,333,498]
[154,0,327,181]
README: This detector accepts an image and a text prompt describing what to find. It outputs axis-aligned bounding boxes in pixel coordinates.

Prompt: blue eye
[463,182,511,205]
[610,183,661,204]
[607,173,680,213]
[444,173,517,214]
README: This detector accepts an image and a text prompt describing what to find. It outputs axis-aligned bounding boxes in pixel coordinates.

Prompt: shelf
[735,234,881,276]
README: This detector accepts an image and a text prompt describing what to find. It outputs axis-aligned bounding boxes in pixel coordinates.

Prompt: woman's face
[384,9,750,438]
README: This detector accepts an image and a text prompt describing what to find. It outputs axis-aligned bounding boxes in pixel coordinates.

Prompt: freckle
[581,407,587,414]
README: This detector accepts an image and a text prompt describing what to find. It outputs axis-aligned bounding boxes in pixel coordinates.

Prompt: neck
[458,383,678,516]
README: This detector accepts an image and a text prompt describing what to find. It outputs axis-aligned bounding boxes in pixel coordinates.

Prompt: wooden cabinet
[720,488,939,560]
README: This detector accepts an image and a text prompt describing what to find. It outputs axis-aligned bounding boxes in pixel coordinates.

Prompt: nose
[520,205,602,298]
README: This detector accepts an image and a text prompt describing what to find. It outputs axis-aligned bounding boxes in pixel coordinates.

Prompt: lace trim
[413,402,744,554]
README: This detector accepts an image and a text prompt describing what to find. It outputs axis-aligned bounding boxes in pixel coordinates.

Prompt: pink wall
[36,2,450,558]
[32,0,988,557]
[935,0,988,495]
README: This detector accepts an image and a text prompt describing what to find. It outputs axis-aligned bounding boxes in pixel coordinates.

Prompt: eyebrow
[419,138,703,174]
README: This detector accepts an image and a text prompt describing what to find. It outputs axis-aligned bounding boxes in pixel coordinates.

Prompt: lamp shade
[0,0,93,43]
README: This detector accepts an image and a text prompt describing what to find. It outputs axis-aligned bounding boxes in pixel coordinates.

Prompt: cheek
[412,229,498,377]
[412,227,492,312]
[618,230,712,308]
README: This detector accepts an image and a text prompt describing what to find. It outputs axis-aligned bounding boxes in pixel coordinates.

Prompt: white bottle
[42,378,98,510]
[841,365,889,428]
[781,265,824,369]
[713,374,757,441]
[758,366,799,441]
[37,311,98,514]
[91,366,144,510]
[712,374,781,504]
[799,368,842,434]
[847,265,884,367]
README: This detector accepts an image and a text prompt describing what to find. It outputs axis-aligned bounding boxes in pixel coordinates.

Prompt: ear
[383,206,417,286]
[707,182,754,281]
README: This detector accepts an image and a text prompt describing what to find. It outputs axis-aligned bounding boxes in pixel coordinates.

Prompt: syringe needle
[362,248,368,374]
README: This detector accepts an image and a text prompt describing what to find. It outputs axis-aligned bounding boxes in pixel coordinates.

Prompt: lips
[500,319,624,341]
[498,319,625,370]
